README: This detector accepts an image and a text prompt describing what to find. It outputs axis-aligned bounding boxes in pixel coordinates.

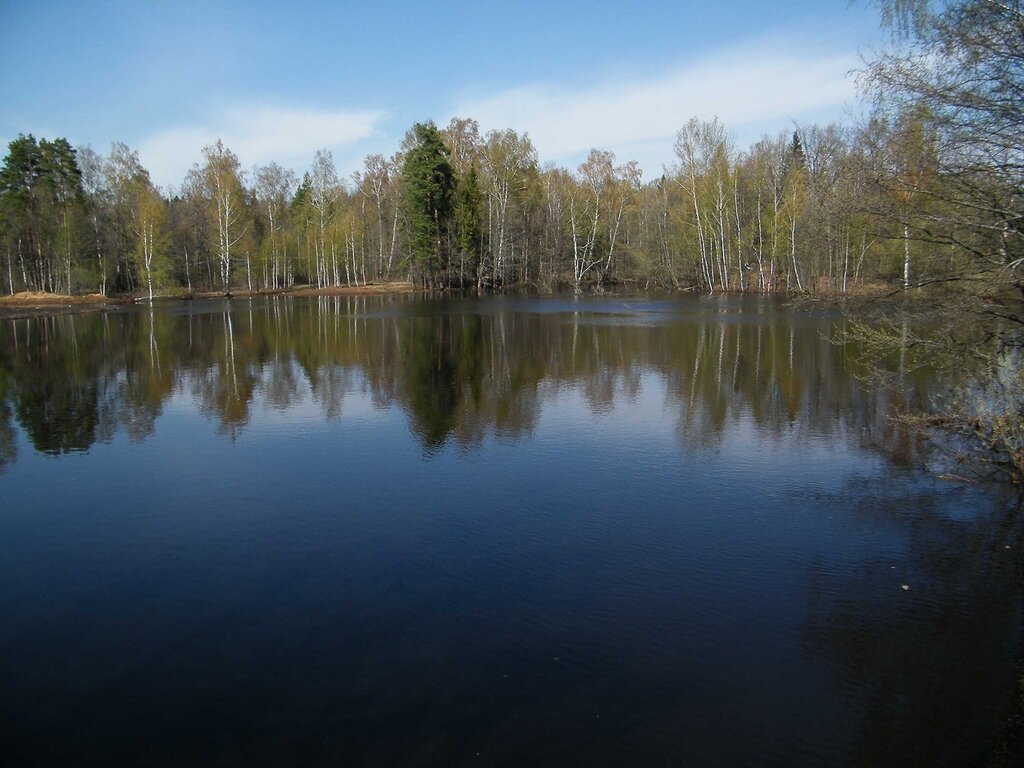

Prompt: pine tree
[0,136,44,290]
[0,134,84,293]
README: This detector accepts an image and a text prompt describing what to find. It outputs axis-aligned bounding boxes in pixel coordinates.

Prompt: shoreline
[0,280,902,321]
[0,281,420,320]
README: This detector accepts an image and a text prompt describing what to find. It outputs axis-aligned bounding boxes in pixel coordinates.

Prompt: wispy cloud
[137,105,385,188]
[449,41,859,176]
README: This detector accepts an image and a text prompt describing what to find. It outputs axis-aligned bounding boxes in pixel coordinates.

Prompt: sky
[0,0,888,189]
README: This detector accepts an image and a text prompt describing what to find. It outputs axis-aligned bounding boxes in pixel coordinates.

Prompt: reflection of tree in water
[1,297,1019,763]
[193,312,257,439]
[7,315,103,454]
[395,310,541,451]
[402,316,461,450]
[0,295,949,461]
[802,475,1023,766]
[0,366,17,472]
[262,360,301,411]
[116,309,176,441]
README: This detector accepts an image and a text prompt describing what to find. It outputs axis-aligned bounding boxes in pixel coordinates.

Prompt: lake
[0,294,1020,766]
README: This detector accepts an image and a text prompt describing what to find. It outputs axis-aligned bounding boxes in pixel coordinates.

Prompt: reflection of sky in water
[0,295,1019,767]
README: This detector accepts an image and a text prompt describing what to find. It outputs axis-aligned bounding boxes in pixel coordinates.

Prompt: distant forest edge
[0,117,922,299]
[0,0,1019,304]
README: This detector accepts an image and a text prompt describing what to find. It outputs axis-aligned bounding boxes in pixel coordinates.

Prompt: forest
[0,0,1019,308]
[0,113,956,299]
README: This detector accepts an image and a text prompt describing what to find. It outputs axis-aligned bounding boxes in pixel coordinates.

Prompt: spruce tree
[400,122,454,288]
[455,163,482,288]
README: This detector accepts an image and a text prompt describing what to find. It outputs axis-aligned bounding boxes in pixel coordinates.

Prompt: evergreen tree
[0,134,84,293]
[400,122,455,288]
[788,131,805,170]
[290,173,314,283]
[454,163,483,287]
[0,135,44,290]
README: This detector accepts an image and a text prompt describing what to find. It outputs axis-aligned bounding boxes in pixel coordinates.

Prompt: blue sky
[0,0,886,188]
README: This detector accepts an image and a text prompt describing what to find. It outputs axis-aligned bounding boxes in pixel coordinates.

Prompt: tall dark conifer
[0,134,83,293]
[400,122,455,288]
[455,163,482,288]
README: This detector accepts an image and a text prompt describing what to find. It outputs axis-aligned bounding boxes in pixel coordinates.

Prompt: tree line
[0,116,946,298]
[0,0,1019,306]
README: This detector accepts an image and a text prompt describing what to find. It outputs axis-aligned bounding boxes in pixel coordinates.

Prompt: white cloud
[449,41,859,177]
[137,105,385,188]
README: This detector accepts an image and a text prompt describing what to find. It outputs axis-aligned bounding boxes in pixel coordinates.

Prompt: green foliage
[400,122,455,287]
[788,131,805,170]
[870,0,934,42]
[455,164,482,278]
[0,0,1015,311]
[835,0,1024,479]
[0,134,84,293]
[291,173,311,218]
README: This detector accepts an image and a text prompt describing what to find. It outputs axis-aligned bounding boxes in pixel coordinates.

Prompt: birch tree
[253,162,296,290]
[128,178,168,301]
[354,153,402,280]
[481,129,537,286]
[190,140,246,295]
[308,149,341,288]
[77,146,111,295]
[674,119,727,290]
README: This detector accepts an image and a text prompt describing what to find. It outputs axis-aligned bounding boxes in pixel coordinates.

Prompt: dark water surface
[1,294,1020,767]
